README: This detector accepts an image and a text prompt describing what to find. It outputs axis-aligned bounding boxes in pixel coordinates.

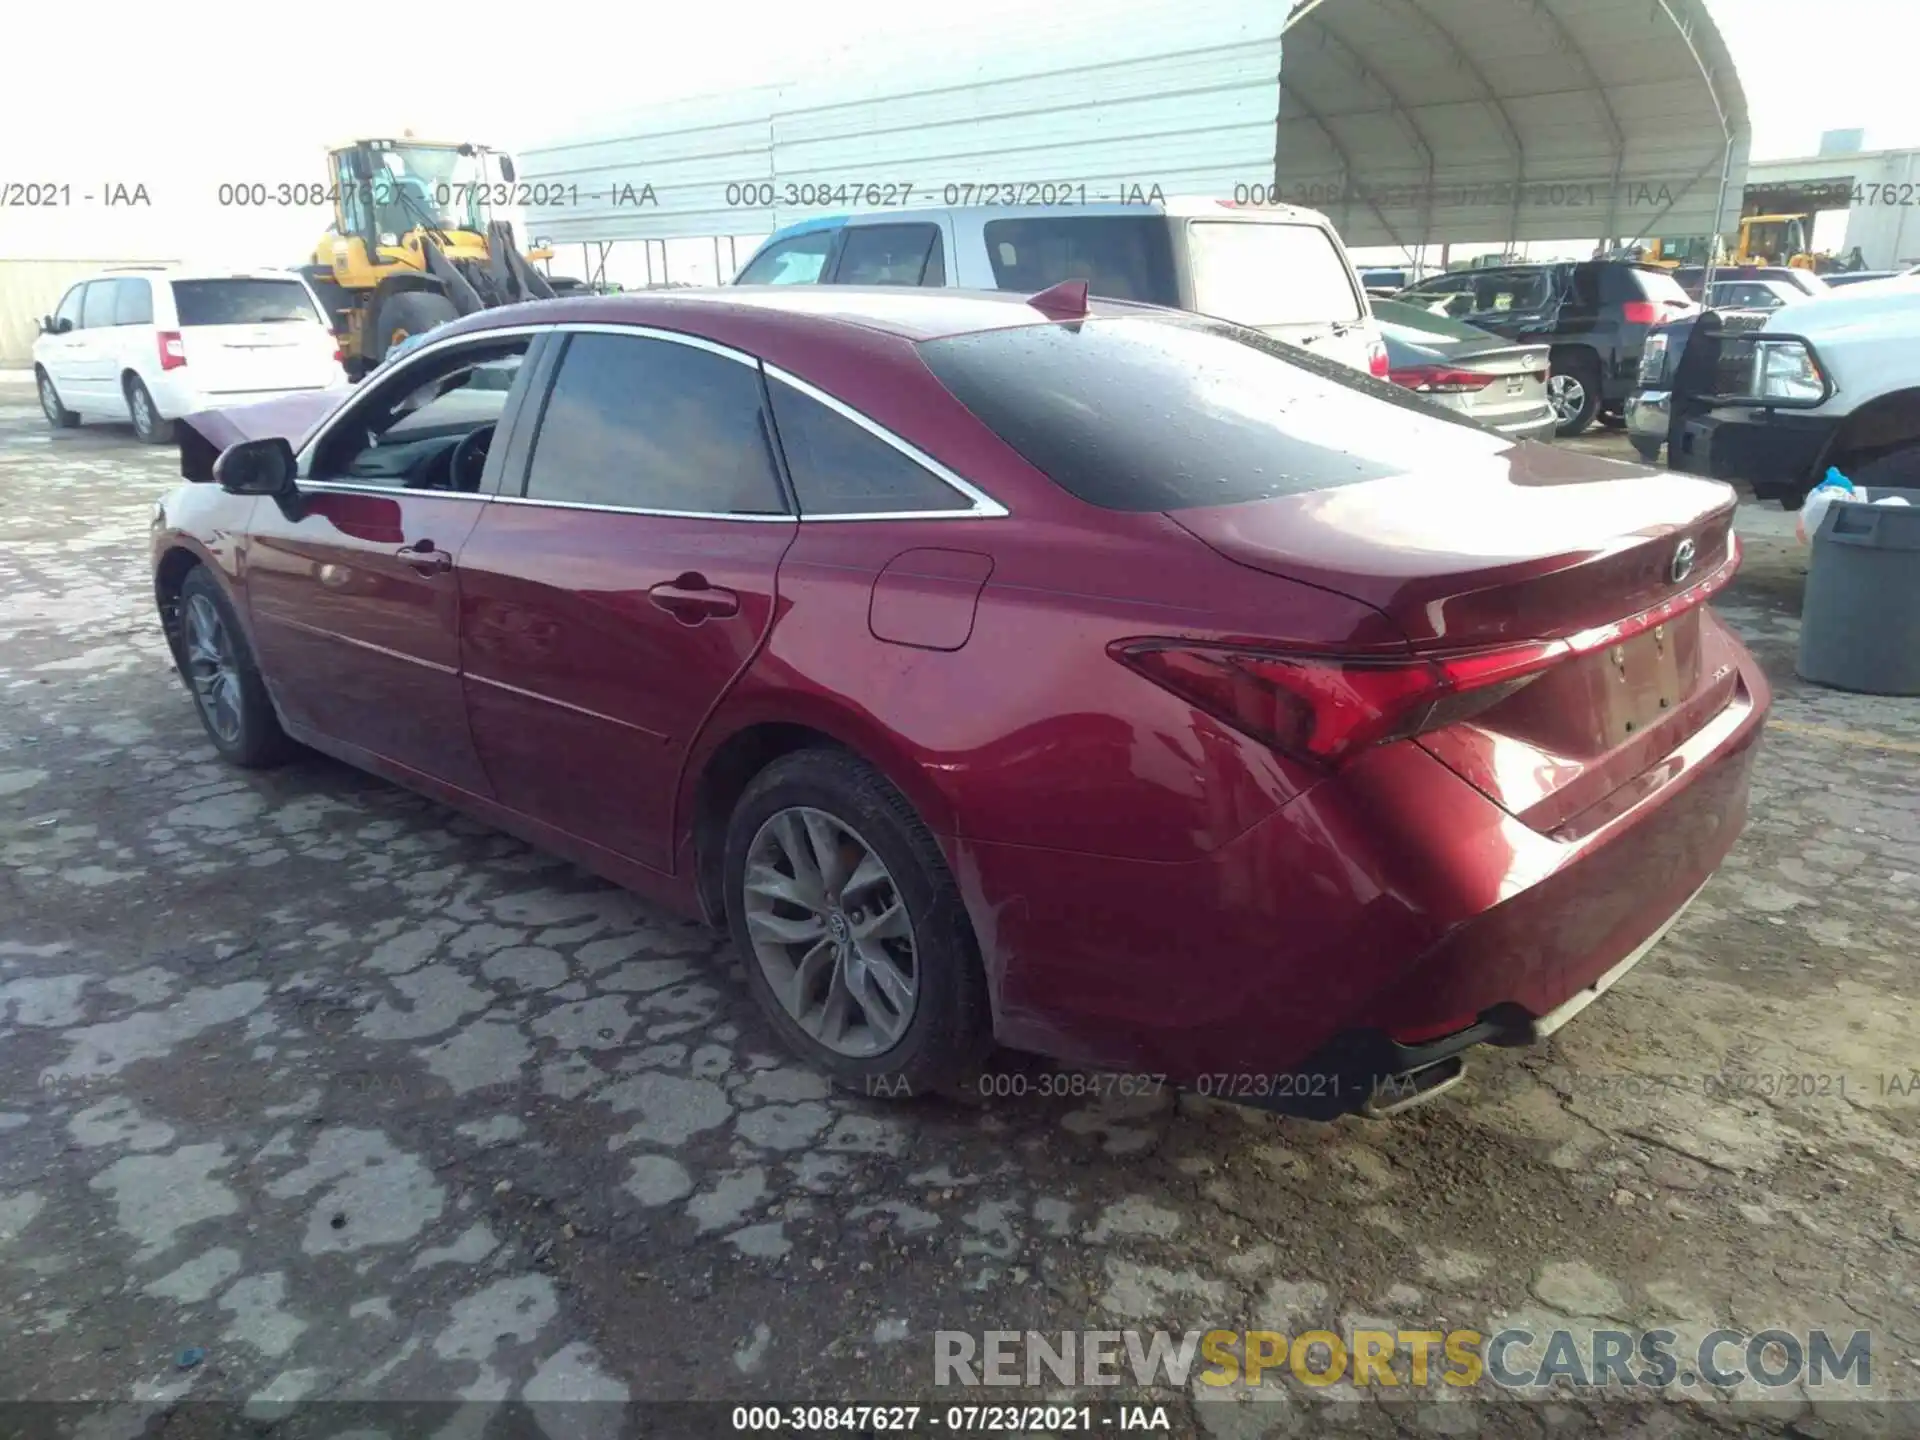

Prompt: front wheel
[37,369,79,429]
[175,568,296,768]
[1548,352,1602,437]
[723,748,991,1096]
[373,290,460,365]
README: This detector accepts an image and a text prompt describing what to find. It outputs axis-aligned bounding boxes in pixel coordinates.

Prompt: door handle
[396,541,453,575]
[648,573,740,624]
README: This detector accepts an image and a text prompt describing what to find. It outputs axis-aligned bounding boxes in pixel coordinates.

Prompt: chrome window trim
[761,364,1009,521]
[293,316,1008,524]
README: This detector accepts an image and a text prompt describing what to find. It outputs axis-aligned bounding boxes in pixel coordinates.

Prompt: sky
[2,0,1914,278]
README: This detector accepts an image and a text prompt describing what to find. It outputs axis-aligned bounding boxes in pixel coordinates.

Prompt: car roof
[440,284,1167,345]
[82,266,314,284]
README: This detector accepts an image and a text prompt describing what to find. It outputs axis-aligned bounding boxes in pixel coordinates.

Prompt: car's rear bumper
[150,377,343,421]
[965,623,1771,1113]
[1490,408,1559,443]
[1668,407,1839,497]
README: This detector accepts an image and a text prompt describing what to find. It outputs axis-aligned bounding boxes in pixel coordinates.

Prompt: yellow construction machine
[297,137,559,377]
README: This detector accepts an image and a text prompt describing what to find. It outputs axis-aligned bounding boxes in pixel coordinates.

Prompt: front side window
[831,225,943,286]
[769,379,968,515]
[982,217,1178,304]
[917,314,1497,513]
[309,338,530,490]
[521,333,786,516]
[81,280,123,330]
[737,232,834,285]
[172,279,321,327]
[1185,221,1364,327]
[53,285,85,331]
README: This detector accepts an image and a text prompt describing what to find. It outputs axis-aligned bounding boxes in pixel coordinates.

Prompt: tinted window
[1371,298,1500,344]
[831,224,941,286]
[918,315,1498,513]
[1407,269,1555,321]
[982,217,1177,304]
[523,333,786,515]
[1185,221,1363,325]
[737,232,833,285]
[115,278,153,326]
[82,280,123,329]
[769,380,966,515]
[172,279,320,327]
[53,285,85,330]
[1631,268,1694,306]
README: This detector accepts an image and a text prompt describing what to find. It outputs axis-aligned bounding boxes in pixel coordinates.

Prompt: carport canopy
[1275,0,1750,255]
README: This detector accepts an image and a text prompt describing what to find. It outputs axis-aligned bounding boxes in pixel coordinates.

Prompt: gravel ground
[0,374,1915,1438]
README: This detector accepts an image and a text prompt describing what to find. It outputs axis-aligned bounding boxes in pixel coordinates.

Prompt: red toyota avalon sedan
[153,285,1769,1119]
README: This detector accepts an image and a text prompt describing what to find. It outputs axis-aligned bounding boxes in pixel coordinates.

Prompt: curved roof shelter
[1275,0,1750,253]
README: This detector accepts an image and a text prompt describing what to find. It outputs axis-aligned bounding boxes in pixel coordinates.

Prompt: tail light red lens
[1110,639,1570,765]
[1621,300,1662,325]
[1388,364,1495,394]
[1367,339,1390,379]
[333,346,345,365]
[157,331,187,371]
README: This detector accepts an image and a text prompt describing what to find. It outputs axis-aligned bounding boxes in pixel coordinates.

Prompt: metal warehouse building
[516,0,1750,281]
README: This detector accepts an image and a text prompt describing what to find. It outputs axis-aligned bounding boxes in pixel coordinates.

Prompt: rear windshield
[1185,220,1364,326]
[1621,267,1693,305]
[981,217,1177,305]
[918,314,1504,512]
[172,279,320,327]
[1370,298,1500,344]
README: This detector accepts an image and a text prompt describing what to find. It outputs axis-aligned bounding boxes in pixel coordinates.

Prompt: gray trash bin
[1796,485,1920,695]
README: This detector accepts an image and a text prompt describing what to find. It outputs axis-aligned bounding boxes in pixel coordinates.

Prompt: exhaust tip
[1362,1055,1467,1118]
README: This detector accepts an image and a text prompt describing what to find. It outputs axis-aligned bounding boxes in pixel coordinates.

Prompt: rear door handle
[397,541,453,575]
[649,573,740,624]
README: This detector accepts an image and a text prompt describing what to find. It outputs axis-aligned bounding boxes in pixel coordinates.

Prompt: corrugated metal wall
[516,0,1285,246]
[0,261,179,367]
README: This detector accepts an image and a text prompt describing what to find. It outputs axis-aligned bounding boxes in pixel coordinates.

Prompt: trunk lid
[1168,445,1742,829]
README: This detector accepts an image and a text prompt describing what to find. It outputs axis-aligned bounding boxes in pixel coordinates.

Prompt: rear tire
[125,375,174,444]
[175,568,296,769]
[723,747,992,1098]
[1597,410,1626,431]
[36,368,79,429]
[1548,351,1602,437]
[372,290,459,365]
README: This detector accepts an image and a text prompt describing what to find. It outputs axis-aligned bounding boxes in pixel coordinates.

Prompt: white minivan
[33,267,346,444]
[733,200,1388,377]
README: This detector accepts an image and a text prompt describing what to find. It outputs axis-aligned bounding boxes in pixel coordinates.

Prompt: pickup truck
[1637,273,1920,507]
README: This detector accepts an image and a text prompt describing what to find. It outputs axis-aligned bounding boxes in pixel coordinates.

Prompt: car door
[456,326,797,873]
[71,280,127,409]
[39,283,89,397]
[241,329,546,796]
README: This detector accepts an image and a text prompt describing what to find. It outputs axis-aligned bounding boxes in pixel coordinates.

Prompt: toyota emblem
[1670,538,1697,584]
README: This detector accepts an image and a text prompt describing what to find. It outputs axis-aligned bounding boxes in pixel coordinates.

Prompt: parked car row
[153,283,1768,1113]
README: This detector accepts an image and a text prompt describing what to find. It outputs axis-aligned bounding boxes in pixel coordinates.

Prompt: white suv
[733,200,1388,378]
[33,267,346,444]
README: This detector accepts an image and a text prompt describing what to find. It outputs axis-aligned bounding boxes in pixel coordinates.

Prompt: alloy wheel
[39,375,60,423]
[1547,373,1585,424]
[742,806,918,1057]
[184,593,244,746]
[131,385,154,433]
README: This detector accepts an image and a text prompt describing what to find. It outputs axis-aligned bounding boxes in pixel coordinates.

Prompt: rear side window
[522,333,787,516]
[1629,268,1693,306]
[81,280,122,329]
[737,231,833,285]
[768,379,966,515]
[115,278,153,326]
[918,315,1499,512]
[831,224,943,286]
[171,279,320,327]
[982,217,1177,305]
[1185,221,1363,326]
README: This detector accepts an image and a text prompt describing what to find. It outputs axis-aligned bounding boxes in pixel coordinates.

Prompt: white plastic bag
[1797,468,1859,544]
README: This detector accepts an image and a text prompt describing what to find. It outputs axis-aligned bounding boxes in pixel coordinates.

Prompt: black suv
[1394,262,1697,435]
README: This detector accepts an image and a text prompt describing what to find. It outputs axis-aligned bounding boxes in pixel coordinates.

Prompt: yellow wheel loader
[296,138,558,378]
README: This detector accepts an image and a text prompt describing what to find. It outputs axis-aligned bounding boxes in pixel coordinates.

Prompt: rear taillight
[1621,300,1662,325]
[333,346,345,365]
[1367,339,1390,379]
[1109,638,1566,766]
[157,331,186,371]
[1387,364,1495,394]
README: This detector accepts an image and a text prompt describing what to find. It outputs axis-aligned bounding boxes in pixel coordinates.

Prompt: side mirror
[213,438,298,497]
[499,155,517,184]
[38,314,54,334]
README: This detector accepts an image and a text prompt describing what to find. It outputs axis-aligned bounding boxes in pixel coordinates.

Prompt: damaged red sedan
[152,286,1769,1117]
